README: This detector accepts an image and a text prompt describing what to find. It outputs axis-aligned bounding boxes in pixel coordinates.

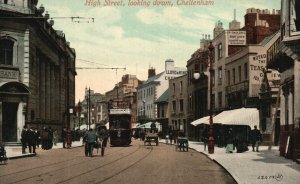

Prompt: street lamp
[208,42,215,154]
[193,42,215,154]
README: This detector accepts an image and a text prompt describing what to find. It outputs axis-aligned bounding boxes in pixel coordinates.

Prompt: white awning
[213,108,259,128]
[190,108,259,128]
[191,116,210,126]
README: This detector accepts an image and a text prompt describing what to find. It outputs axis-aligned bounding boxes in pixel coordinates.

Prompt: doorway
[2,102,18,142]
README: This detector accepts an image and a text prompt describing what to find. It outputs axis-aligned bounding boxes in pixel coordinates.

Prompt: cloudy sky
[39,0,281,102]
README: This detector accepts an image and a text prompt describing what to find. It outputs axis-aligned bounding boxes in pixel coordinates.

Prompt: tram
[109,108,132,146]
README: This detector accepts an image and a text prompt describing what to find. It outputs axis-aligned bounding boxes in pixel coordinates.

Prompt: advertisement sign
[290,0,300,36]
[227,31,246,45]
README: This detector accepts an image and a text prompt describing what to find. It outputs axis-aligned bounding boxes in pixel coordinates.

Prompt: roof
[155,89,169,103]
[142,72,163,85]
[260,33,276,46]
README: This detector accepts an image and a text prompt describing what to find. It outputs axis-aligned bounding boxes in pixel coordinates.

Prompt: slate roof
[155,89,169,104]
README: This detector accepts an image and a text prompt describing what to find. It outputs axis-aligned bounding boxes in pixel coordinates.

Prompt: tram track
[55,145,148,184]
[95,146,154,184]
[0,146,126,183]
[5,146,139,184]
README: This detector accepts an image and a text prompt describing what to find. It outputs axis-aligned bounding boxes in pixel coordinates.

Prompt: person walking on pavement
[250,125,262,152]
[34,128,40,148]
[83,128,98,157]
[21,125,28,154]
[202,127,209,151]
[28,128,37,154]
[225,128,234,153]
[48,126,53,149]
[62,127,67,148]
[168,128,173,145]
[53,130,58,146]
[66,127,72,149]
[41,127,49,150]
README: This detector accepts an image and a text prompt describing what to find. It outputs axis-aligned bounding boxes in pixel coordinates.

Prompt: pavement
[160,139,300,184]
[3,139,300,184]
[4,140,84,159]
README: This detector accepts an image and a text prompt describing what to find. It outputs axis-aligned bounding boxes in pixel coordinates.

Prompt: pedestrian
[48,127,53,149]
[169,128,173,145]
[41,127,49,150]
[83,128,98,157]
[21,125,28,154]
[27,128,37,154]
[250,125,262,152]
[34,128,40,148]
[225,128,234,153]
[62,127,67,148]
[99,126,109,149]
[150,122,156,133]
[53,130,58,146]
[66,127,72,149]
[202,127,208,151]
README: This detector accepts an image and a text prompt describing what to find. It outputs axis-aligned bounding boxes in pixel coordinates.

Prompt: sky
[38,0,281,102]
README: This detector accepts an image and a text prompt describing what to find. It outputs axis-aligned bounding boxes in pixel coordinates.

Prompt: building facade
[0,1,76,144]
[168,74,188,135]
[137,60,187,123]
[267,0,300,160]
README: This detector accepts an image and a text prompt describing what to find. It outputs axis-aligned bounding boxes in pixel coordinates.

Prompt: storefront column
[17,102,25,142]
[0,102,2,145]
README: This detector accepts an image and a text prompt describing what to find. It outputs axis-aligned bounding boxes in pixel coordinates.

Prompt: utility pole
[88,87,91,130]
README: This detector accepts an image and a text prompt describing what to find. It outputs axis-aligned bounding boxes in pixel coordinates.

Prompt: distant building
[137,60,187,123]
[168,74,188,136]
[0,1,76,144]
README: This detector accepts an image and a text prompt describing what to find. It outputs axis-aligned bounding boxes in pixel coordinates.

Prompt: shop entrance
[2,102,18,142]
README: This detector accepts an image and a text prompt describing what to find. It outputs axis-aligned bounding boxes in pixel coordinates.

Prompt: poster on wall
[1,0,297,183]
[290,0,300,36]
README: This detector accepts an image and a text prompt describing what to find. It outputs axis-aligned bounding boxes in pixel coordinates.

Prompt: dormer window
[0,39,14,65]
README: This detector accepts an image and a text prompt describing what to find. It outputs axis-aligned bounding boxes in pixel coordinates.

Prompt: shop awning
[191,116,210,126]
[213,108,259,128]
[191,108,259,128]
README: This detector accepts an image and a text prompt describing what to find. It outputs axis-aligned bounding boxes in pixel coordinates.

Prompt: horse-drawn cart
[175,137,189,151]
[144,132,159,146]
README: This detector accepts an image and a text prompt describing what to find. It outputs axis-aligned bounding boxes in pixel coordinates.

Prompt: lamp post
[193,42,215,154]
[208,42,215,154]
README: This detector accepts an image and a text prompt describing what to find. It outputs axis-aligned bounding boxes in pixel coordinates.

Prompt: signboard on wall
[290,0,300,36]
[227,31,246,45]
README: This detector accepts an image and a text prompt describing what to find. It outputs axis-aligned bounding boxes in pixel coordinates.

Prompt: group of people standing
[21,125,61,154]
[224,125,262,153]
[21,125,40,154]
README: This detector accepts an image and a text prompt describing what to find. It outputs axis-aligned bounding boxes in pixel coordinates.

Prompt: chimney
[148,68,156,78]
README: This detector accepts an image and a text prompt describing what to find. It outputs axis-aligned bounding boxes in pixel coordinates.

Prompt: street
[0,140,235,184]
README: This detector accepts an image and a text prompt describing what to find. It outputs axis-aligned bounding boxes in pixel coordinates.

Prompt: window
[238,66,242,82]
[4,0,8,4]
[218,43,222,59]
[180,81,183,93]
[173,83,175,94]
[244,63,248,80]
[218,92,222,108]
[180,99,184,112]
[0,39,14,65]
[162,105,165,117]
[218,67,222,85]
[172,100,176,112]
[227,70,231,85]
[233,68,236,84]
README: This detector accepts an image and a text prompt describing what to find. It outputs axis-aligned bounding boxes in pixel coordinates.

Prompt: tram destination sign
[0,69,19,80]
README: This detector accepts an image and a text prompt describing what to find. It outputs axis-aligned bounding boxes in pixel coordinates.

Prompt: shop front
[0,81,29,145]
